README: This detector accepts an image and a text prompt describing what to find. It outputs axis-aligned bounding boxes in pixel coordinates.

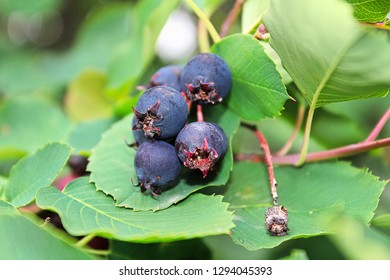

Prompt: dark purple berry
[180,53,232,105]
[67,155,89,176]
[135,141,181,196]
[133,86,188,140]
[175,122,227,177]
[145,65,183,92]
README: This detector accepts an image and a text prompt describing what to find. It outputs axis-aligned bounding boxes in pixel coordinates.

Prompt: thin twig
[365,107,390,142]
[220,0,244,38]
[243,124,278,205]
[275,103,305,156]
[75,233,96,248]
[197,104,204,122]
[186,0,221,43]
[237,137,390,165]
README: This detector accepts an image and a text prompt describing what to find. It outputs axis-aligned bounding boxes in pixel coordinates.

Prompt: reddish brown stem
[275,104,305,156]
[236,137,390,165]
[365,108,390,142]
[220,0,244,38]
[197,104,204,122]
[243,124,278,205]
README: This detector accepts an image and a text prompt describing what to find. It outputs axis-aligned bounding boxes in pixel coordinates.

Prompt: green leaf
[88,105,239,211]
[4,142,71,207]
[66,118,115,154]
[0,212,95,260]
[36,177,234,243]
[241,0,270,33]
[65,70,113,122]
[106,0,180,98]
[0,98,72,154]
[371,214,390,229]
[108,239,211,260]
[329,216,390,259]
[224,161,386,250]
[0,199,14,211]
[211,34,289,121]
[345,0,390,22]
[263,0,390,107]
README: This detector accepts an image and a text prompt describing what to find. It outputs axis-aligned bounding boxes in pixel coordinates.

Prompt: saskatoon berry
[175,122,227,177]
[180,53,232,105]
[135,140,181,196]
[145,65,183,92]
[133,86,188,140]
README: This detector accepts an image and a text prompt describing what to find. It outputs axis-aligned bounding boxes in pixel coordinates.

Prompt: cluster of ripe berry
[131,53,232,196]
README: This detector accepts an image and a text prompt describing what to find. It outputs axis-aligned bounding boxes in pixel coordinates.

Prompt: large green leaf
[263,0,390,107]
[329,216,390,259]
[36,177,234,243]
[345,0,390,22]
[241,0,270,33]
[4,142,71,207]
[106,0,180,98]
[211,34,289,121]
[66,118,115,154]
[108,239,211,260]
[0,98,71,155]
[0,212,95,260]
[224,161,386,250]
[88,106,239,211]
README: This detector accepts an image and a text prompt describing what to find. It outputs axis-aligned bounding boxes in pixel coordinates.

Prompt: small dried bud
[265,205,289,236]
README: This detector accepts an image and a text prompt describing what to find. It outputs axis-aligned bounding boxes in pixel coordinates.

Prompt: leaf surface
[224,161,386,250]
[263,0,390,107]
[106,0,180,98]
[88,105,239,211]
[36,177,234,242]
[4,142,71,207]
[0,98,71,155]
[0,212,95,260]
[212,34,289,121]
[345,0,390,22]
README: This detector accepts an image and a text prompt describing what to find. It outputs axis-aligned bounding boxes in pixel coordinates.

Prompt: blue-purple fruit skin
[134,86,188,140]
[149,65,183,91]
[175,122,228,176]
[180,53,232,104]
[135,140,181,194]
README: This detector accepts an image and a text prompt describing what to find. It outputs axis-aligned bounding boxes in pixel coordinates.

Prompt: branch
[365,107,390,142]
[275,103,305,156]
[239,137,390,165]
[220,0,244,38]
[197,104,204,122]
[243,124,278,205]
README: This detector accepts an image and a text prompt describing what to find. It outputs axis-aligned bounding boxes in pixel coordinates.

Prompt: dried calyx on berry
[132,86,188,140]
[265,205,289,236]
[175,122,227,177]
[180,53,231,105]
